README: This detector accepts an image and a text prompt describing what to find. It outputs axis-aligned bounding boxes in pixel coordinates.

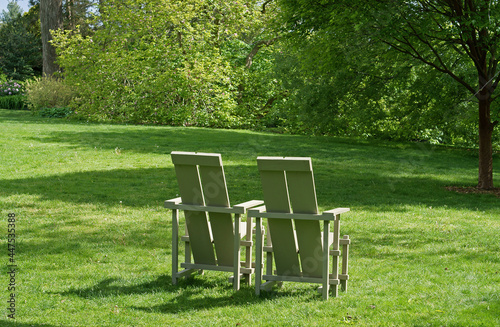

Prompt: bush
[0,94,26,110]
[52,0,280,128]
[0,79,26,109]
[25,76,74,112]
[0,79,23,96]
[37,106,72,118]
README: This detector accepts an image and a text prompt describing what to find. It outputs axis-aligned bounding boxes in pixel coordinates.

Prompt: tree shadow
[3,105,494,212]
[58,274,323,314]
[2,167,175,208]
[1,164,498,215]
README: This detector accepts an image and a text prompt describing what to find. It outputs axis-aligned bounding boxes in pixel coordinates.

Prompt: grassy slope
[0,109,498,326]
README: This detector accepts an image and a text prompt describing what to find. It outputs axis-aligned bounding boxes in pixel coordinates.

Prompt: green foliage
[0,4,42,80]
[25,76,75,112]
[0,78,26,109]
[273,0,499,149]
[0,94,26,109]
[37,106,73,118]
[52,0,280,127]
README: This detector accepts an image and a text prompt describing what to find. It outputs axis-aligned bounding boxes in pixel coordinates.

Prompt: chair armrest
[165,197,263,215]
[322,208,350,219]
[233,200,264,214]
[164,197,182,208]
[249,206,350,221]
[247,205,267,217]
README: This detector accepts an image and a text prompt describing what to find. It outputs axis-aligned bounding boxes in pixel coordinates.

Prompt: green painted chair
[248,156,351,300]
[165,151,263,290]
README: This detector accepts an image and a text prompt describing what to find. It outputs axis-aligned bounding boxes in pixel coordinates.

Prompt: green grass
[0,109,499,326]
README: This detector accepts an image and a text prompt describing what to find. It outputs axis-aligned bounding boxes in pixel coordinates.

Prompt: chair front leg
[233,214,241,291]
[341,234,350,292]
[244,214,253,285]
[171,208,179,285]
[255,217,263,295]
[322,220,331,300]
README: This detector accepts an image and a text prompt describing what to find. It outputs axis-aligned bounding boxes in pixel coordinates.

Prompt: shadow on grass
[60,275,177,298]
[2,165,498,214]
[59,274,322,313]
[2,168,176,208]
[4,109,498,211]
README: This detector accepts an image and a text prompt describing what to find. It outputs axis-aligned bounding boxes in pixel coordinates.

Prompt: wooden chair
[248,156,351,300]
[165,151,263,290]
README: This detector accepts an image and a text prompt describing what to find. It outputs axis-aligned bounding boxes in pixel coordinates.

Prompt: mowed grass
[0,109,499,326]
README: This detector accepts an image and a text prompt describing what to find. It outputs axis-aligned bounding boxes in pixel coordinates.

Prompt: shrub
[25,76,74,112]
[0,80,24,96]
[0,79,26,109]
[37,106,72,118]
[0,94,26,110]
[52,0,280,128]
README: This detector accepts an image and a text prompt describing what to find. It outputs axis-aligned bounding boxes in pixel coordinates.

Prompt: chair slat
[208,212,234,266]
[171,151,223,167]
[286,169,322,277]
[259,169,300,276]
[173,163,216,265]
[258,156,313,172]
[294,220,323,277]
[199,165,234,267]
[198,165,230,207]
[286,170,318,214]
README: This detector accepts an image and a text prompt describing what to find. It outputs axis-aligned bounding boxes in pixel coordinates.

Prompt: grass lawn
[0,109,499,326]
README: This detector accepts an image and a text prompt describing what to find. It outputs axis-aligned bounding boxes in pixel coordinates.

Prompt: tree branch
[382,38,476,94]
[245,37,278,68]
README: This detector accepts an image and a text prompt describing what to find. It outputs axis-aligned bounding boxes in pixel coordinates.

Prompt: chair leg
[233,214,241,291]
[322,220,331,300]
[244,215,253,286]
[341,235,350,292]
[255,217,263,296]
[172,209,179,285]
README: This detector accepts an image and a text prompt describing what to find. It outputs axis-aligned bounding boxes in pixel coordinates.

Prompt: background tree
[52,0,281,127]
[277,0,499,190]
[0,1,23,24]
[40,0,62,76]
[0,1,42,80]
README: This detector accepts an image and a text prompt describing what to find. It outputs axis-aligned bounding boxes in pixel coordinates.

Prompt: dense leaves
[12,0,496,162]
[0,3,42,80]
[53,0,279,127]
[275,0,500,188]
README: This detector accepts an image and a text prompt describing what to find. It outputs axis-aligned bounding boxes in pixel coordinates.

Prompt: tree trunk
[477,91,494,190]
[40,0,62,77]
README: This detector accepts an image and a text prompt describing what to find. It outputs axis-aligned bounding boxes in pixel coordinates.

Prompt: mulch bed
[445,186,500,198]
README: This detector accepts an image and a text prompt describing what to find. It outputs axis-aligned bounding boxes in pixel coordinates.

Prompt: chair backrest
[171,151,235,266]
[257,156,323,277]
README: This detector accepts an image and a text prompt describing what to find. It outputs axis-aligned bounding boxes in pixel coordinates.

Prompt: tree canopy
[52,0,279,127]
[0,1,23,24]
[276,0,499,189]
[0,2,42,80]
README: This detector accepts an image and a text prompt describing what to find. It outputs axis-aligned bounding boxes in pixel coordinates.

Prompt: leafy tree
[0,1,23,24]
[278,0,499,189]
[52,0,280,127]
[0,3,42,80]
